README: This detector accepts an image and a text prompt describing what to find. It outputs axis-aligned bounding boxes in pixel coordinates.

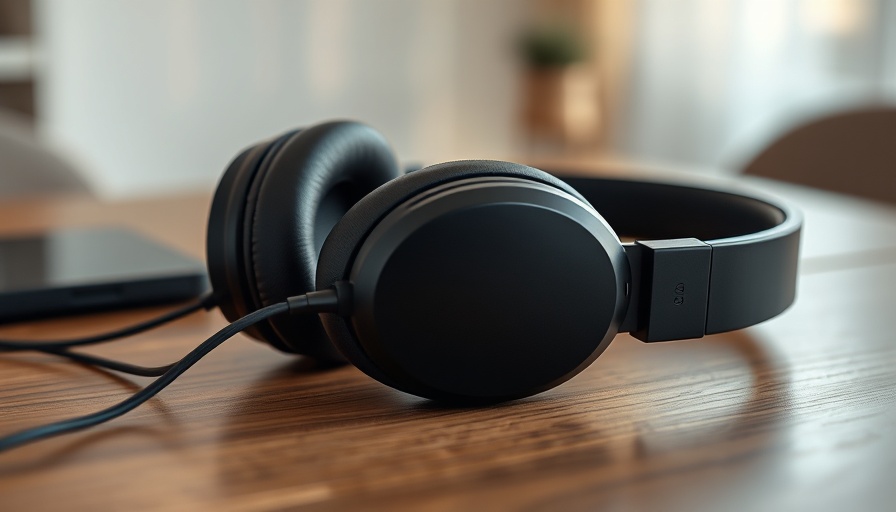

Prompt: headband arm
[556,175,801,342]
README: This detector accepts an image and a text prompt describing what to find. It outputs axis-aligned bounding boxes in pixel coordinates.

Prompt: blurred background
[0,0,894,200]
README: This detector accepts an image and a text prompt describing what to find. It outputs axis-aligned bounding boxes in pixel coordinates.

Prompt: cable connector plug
[286,281,353,317]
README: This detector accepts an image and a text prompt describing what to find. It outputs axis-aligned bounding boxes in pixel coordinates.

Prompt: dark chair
[742,106,896,205]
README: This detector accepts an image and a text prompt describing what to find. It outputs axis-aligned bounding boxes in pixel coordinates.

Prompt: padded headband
[557,174,801,342]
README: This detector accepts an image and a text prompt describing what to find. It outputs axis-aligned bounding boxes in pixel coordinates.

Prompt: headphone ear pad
[315,160,589,394]
[246,121,400,360]
[207,135,297,352]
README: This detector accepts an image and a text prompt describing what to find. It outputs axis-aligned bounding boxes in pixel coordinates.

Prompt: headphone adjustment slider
[630,238,712,343]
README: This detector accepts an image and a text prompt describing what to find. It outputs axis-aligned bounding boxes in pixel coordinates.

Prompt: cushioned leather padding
[207,143,261,322]
[316,160,590,393]
[241,131,298,316]
[248,121,400,360]
[207,135,297,353]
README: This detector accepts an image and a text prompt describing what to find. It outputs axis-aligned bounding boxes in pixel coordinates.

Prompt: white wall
[608,0,896,173]
[34,0,528,198]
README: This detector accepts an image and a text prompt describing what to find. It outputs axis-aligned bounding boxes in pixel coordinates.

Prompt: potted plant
[518,22,600,149]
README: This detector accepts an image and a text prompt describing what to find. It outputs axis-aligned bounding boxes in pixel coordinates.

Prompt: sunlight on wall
[606,0,896,173]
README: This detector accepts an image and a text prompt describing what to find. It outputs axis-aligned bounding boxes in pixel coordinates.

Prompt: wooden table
[0,175,895,511]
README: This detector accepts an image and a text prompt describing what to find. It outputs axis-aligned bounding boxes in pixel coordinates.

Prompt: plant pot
[521,65,601,150]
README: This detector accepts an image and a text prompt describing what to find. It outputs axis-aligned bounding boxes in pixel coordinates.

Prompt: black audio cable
[36,348,177,377]
[0,293,217,352]
[0,288,343,453]
[0,294,216,377]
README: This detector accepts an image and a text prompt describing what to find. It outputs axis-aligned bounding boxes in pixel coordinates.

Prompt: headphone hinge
[628,238,712,342]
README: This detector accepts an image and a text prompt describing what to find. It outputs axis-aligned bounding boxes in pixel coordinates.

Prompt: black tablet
[0,227,209,322]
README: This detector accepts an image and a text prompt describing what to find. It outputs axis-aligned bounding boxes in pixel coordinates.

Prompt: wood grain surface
[0,179,894,512]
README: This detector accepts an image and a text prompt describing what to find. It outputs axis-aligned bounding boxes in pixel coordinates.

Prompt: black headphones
[205,120,801,403]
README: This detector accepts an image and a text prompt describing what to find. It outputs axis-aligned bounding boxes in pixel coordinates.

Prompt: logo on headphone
[673,282,685,305]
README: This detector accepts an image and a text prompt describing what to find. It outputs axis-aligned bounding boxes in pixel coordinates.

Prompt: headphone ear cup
[207,135,295,351]
[315,160,590,395]
[245,121,400,360]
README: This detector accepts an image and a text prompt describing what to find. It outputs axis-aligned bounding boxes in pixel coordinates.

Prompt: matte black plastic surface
[704,229,800,333]
[630,238,711,342]
[557,174,801,337]
[315,160,605,396]
[347,178,630,402]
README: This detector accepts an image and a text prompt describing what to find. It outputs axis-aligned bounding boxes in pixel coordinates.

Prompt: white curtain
[34,0,528,198]
[605,0,896,172]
